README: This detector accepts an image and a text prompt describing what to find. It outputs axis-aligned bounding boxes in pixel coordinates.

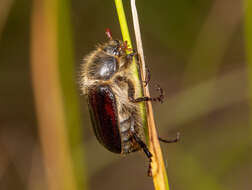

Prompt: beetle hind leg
[159,132,180,143]
[143,67,151,87]
[132,132,153,176]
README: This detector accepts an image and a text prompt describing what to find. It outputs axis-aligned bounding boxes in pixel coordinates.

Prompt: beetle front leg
[126,52,138,60]
[126,52,150,87]
[120,50,150,88]
[120,51,138,70]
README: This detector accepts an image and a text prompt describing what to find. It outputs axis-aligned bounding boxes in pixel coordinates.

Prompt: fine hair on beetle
[80,29,178,175]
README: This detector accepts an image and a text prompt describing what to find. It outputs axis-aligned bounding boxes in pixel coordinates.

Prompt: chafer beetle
[80,29,177,175]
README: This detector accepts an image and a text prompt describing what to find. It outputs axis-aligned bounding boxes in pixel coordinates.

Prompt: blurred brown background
[0,0,251,190]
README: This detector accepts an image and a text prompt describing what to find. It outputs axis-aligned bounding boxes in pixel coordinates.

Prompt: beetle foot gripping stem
[126,51,137,61]
[121,40,133,52]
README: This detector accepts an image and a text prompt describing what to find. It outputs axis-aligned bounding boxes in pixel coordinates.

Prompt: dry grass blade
[130,0,170,190]
[115,0,170,189]
[30,0,78,190]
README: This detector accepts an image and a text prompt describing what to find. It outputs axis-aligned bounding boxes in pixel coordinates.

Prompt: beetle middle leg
[130,83,164,103]
[115,76,164,103]
[143,67,151,87]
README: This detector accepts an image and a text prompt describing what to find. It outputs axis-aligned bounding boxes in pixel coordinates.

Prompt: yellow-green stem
[114,0,146,130]
[114,1,169,190]
[114,0,133,49]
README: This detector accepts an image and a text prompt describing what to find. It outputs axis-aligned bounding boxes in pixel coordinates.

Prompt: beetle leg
[143,67,151,87]
[159,132,180,143]
[126,53,150,87]
[127,118,152,176]
[132,133,152,157]
[120,51,138,70]
[132,132,153,176]
[130,84,164,104]
[126,51,138,60]
[124,53,150,87]
[115,76,164,103]
[120,41,133,52]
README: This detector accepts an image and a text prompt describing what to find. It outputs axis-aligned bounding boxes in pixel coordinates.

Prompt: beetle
[80,29,178,175]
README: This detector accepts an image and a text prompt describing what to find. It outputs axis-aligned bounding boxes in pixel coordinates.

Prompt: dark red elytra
[88,85,121,153]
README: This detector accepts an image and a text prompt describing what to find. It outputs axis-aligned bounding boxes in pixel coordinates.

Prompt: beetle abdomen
[88,85,121,153]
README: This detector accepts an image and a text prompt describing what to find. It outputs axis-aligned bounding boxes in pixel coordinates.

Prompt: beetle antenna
[105,28,113,40]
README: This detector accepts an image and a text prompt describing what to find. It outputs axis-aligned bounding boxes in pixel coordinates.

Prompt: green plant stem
[57,0,87,189]
[114,1,169,190]
[31,0,86,189]
[114,0,146,126]
[114,0,133,49]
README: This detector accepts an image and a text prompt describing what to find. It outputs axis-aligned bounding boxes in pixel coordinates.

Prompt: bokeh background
[0,0,251,190]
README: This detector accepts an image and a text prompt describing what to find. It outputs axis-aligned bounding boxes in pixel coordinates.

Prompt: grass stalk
[57,0,87,189]
[115,0,169,189]
[30,0,85,189]
[114,0,146,130]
